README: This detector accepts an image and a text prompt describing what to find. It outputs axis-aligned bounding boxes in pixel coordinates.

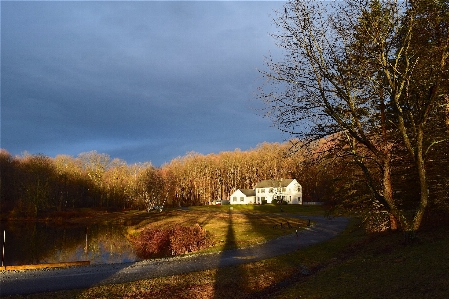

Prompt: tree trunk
[413,128,428,231]
[382,153,406,230]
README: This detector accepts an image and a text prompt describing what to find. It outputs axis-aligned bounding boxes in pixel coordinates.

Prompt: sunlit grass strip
[189,204,326,215]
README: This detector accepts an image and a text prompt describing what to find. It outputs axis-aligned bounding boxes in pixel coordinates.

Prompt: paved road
[0,215,348,296]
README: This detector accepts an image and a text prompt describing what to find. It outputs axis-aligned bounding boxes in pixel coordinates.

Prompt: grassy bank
[6,206,448,298]
[275,225,449,299]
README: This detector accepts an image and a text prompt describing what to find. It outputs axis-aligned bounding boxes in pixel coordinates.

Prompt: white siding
[229,190,255,204]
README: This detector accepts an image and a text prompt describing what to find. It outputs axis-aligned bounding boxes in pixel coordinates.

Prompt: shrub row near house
[131,223,215,258]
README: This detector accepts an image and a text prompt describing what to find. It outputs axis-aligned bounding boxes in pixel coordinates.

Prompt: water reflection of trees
[0,222,138,266]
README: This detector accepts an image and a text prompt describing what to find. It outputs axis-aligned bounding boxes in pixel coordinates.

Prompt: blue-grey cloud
[1,1,287,166]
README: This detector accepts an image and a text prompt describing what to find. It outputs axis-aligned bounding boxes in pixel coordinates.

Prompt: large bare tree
[259,0,448,232]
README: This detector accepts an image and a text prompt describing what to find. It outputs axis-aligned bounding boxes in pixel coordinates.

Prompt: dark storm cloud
[1,1,286,165]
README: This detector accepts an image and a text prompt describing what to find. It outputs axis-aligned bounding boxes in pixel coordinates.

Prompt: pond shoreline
[1,261,90,271]
[1,208,149,226]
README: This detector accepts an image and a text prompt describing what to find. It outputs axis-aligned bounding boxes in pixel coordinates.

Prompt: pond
[0,221,140,266]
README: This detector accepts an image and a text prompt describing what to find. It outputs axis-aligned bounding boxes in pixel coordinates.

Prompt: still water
[0,221,140,266]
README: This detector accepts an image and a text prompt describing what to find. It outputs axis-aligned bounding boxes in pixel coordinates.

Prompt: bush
[131,228,171,258]
[131,223,214,259]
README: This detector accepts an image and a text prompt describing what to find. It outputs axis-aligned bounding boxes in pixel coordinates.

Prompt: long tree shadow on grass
[213,210,249,299]
[210,208,310,298]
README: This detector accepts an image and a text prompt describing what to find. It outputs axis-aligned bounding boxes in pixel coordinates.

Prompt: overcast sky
[1,0,287,166]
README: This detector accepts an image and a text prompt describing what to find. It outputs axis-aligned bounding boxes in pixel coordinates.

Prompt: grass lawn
[126,204,318,254]
[5,206,449,299]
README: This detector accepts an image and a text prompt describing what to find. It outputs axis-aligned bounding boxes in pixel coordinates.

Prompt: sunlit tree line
[162,142,305,206]
[0,142,311,218]
[0,142,310,216]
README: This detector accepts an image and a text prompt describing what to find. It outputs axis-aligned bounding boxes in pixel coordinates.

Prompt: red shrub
[131,228,171,258]
[131,224,214,259]
[169,224,213,255]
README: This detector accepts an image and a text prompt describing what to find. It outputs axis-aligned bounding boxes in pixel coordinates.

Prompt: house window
[240,197,244,202]
[261,188,265,193]
[269,188,274,193]
[233,197,237,202]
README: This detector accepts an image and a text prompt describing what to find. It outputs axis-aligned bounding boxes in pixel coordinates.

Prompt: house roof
[239,189,256,197]
[254,179,295,188]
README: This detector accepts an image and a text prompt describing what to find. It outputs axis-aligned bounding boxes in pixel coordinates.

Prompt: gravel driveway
[0,215,348,296]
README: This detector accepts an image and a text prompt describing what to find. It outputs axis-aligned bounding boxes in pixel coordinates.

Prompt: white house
[255,179,302,204]
[229,179,302,205]
[229,189,256,204]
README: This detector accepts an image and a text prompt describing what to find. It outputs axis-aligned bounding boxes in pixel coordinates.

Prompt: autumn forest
[1,135,447,232]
